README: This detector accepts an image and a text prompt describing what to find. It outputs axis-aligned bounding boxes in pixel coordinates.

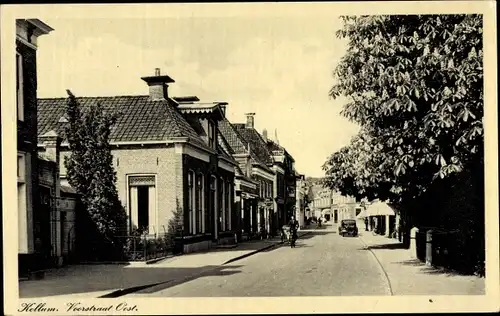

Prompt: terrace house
[219,116,273,240]
[233,114,289,236]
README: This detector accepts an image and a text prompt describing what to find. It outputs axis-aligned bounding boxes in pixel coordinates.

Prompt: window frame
[16,52,24,122]
[196,173,204,233]
[221,177,225,230]
[207,120,216,149]
[188,170,195,234]
[17,152,26,183]
[227,182,232,231]
[225,181,230,231]
[126,174,158,235]
[211,175,219,235]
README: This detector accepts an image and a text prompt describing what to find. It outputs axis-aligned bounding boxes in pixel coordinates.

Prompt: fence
[115,232,178,262]
[415,227,476,273]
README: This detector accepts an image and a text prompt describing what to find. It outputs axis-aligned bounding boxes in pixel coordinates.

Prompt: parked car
[339,219,358,237]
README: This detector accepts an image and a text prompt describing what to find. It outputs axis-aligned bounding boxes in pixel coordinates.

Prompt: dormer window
[207,120,216,149]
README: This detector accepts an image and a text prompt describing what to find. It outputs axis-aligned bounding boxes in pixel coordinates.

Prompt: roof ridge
[38,94,150,100]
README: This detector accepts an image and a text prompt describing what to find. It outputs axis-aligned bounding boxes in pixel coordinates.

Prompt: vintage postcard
[1,1,498,315]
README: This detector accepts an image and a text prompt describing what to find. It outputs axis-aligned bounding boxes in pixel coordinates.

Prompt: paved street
[19,222,484,299]
[129,224,391,297]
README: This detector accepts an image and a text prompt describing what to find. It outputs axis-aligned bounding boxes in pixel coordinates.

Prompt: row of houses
[16,19,305,275]
[309,186,363,223]
[307,184,399,238]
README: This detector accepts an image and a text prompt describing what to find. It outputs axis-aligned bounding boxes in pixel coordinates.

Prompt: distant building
[311,186,362,223]
[331,191,362,223]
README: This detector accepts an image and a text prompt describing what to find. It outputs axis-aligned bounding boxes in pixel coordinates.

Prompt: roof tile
[37,95,209,149]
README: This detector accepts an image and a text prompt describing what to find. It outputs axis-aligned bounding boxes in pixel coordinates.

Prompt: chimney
[262,129,268,142]
[245,113,255,129]
[141,68,175,101]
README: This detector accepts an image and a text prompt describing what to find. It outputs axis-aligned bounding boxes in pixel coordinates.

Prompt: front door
[36,186,52,268]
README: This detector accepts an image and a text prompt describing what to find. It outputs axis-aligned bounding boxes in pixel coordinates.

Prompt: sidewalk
[358,230,485,295]
[19,228,315,299]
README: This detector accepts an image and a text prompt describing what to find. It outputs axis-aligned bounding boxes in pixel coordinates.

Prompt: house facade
[331,191,362,223]
[295,173,307,228]
[312,188,333,221]
[265,136,297,227]
[219,115,274,240]
[231,114,298,235]
[16,19,54,275]
[37,69,237,254]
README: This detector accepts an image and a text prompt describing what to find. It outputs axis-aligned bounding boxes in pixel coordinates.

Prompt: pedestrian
[288,216,299,247]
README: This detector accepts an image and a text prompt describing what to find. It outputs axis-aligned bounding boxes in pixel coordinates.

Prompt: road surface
[130,224,391,297]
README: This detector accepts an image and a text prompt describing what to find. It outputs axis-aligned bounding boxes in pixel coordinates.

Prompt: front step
[215,244,238,249]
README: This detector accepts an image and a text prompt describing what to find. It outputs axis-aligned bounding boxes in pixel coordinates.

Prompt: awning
[364,201,396,216]
[356,209,368,219]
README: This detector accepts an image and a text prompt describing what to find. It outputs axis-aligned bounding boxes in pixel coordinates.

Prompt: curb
[222,229,316,265]
[222,242,281,265]
[357,234,394,296]
[38,229,321,298]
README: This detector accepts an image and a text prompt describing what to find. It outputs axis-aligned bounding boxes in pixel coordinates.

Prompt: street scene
[4,2,496,312]
[19,222,484,299]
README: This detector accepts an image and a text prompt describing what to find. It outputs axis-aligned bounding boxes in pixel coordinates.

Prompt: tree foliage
[323,15,483,203]
[64,90,127,246]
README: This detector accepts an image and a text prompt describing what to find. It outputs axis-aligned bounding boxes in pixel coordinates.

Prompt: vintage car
[338,219,358,237]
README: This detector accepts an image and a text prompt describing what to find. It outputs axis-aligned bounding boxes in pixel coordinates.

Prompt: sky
[36,16,360,177]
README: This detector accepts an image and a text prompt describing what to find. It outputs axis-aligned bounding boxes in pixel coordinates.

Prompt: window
[18,152,28,253]
[207,120,216,149]
[210,175,217,234]
[218,177,224,231]
[16,52,24,121]
[188,171,195,234]
[221,177,226,230]
[129,175,157,235]
[196,173,204,233]
[225,181,231,231]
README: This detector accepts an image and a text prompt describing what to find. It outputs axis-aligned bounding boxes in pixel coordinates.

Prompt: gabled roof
[233,123,274,166]
[218,118,248,155]
[37,95,210,150]
[219,118,273,172]
[219,138,256,185]
[217,132,237,164]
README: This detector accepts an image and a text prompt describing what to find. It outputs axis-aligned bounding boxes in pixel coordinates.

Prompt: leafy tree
[323,15,484,274]
[64,90,127,256]
[324,14,483,203]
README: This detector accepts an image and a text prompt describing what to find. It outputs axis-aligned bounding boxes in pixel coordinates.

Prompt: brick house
[16,19,54,275]
[231,114,288,236]
[219,116,273,240]
[37,69,237,254]
[265,137,297,227]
